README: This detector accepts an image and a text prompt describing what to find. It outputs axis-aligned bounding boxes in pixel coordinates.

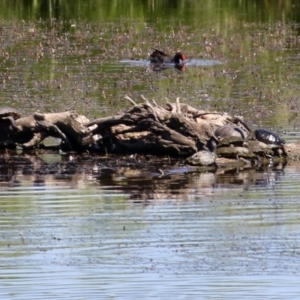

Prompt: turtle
[213,124,248,150]
[0,107,21,120]
[186,138,218,166]
[0,107,21,132]
[254,129,287,156]
[215,124,246,139]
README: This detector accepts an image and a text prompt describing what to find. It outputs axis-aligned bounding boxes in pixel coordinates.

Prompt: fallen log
[0,97,291,169]
[87,95,246,155]
[1,111,91,150]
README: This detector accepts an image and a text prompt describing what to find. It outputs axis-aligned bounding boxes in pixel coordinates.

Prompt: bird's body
[150,49,186,64]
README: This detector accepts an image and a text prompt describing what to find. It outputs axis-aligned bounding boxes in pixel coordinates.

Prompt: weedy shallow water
[1,0,300,299]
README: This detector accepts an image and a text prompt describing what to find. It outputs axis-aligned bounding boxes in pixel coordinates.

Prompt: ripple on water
[119,58,223,67]
[1,163,300,299]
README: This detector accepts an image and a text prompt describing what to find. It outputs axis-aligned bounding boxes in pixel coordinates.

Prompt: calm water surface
[1,0,300,298]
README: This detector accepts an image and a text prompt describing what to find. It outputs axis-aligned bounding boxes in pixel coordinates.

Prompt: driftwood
[0,111,90,150]
[86,95,249,155]
[0,96,294,167]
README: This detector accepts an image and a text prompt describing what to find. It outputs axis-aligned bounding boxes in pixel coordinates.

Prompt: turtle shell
[254,129,285,147]
[0,107,21,120]
[187,139,217,166]
[215,125,246,139]
[186,150,216,166]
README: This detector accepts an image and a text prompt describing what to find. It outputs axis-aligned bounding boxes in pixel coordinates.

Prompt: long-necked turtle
[186,138,218,166]
[254,129,287,156]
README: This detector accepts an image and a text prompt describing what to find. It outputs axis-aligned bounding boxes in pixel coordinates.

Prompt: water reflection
[216,163,286,190]
[1,153,300,299]
[119,57,224,73]
[120,58,223,68]
[1,0,300,22]
[0,153,287,199]
[119,59,187,72]
[150,63,186,73]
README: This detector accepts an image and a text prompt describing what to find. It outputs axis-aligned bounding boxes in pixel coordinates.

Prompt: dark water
[1,0,300,299]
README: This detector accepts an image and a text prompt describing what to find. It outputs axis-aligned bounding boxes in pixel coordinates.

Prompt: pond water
[1,0,300,299]
[1,156,300,299]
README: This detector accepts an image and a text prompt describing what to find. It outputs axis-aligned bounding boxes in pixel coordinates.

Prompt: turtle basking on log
[254,129,287,156]
[186,137,218,166]
[214,124,245,139]
[0,98,293,168]
[0,107,21,120]
[0,107,21,144]
[0,107,21,130]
